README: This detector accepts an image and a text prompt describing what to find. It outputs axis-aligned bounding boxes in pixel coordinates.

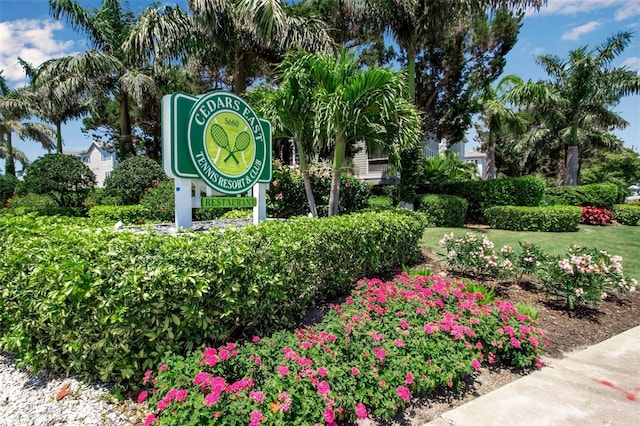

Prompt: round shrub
[0,174,19,206]
[104,156,168,205]
[545,183,618,209]
[580,206,612,226]
[417,194,468,227]
[485,205,581,232]
[22,153,96,207]
[612,204,640,226]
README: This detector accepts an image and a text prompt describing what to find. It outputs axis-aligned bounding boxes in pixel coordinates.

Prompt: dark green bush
[88,205,150,224]
[417,194,468,227]
[0,210,427,388]
[485,205,581,232]
[612,204,640,226]
[22,153,96,207]
[6,193,57,211]
[140,180,174,222]
[104,157,168,205]
[545,183,618,209]
[436,175,545,223]
[367,195,394,211]
[0,174,18,206]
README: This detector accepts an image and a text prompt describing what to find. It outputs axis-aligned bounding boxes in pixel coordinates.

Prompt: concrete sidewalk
[426,325,640,426]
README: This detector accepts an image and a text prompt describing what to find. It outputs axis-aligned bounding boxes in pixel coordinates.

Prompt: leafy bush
[435,175,545,223]
[84,188,123,208]
[545,183,618,209]
[612,204,640,226]
[137,275,545,425]
[0,174,18,206]
[538,246,637,310]
[580,206,612,225]
[417,194,468,227]
[220,209,252,220]
[485,205,581,232]
[515,302,540,321]
[0,211,427,388]
[267,163,370,218]
[104,156,168,205]
[88,205,150,224]
[22,153,96,207]
[367,195,394,211]
[6,193,57,211]
[438,232,515,279]
[140,180,174,222]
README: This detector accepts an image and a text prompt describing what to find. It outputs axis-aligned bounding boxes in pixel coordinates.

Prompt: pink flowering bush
[539,246,637,310]
[580,206,612,225]
[439,232,516,279]
[138,275,545,425]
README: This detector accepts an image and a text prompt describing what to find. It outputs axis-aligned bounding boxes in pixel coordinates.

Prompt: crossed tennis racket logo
[210,123,251,167]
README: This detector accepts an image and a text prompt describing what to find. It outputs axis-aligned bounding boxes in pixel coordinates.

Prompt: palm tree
[475,74,527,179]
[127,0,333,95]
[42,0,156,159]
[0,71,55,176]
[287,49,421,216]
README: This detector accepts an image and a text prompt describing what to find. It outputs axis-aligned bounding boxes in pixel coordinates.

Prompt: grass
[421,225,640,280]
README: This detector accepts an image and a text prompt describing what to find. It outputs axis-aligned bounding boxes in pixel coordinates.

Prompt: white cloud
[527,0,640,21]
[561,21,602,40]
[0,19,77,86]
[622,57,640,73]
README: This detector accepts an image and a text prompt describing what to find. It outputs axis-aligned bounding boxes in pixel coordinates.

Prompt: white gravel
[0,353,143,426]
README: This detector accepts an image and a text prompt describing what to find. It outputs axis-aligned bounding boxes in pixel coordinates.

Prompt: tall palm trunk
[295,139,318,217]
[328,133,347,217]
[5,132,15,176]
[485,131,496,179]
[566,120,580,186]
[119,91,134,159]
[234,52,247,95]
[398,39,419,206]
[56,121,63,153]
[406,41,417,103]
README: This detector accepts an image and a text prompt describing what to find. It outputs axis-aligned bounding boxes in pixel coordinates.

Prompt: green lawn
[421,225,640,280]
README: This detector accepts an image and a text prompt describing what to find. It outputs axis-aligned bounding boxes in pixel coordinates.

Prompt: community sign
[162,91,272,195]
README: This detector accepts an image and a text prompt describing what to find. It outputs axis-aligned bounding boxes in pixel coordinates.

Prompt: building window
[101,151,112,161]
[81,155,89,163]
[105,171,111,178]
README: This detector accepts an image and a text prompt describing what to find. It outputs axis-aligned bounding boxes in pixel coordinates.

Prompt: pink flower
[143,414,157,426]
[510,337,522,349]
[252,336,261,343]
[394,339,405,347]
[351,367,359,376]
[276,192,284,200]
[317,381,330,396]
[175,389,188,402]
[158,364,167,371]
[405,373,414,385]
[142,370,153,384]
[272,180,278,187]
[317,367,328,377]
[355,402,368,419]
[344,182,351,188]
[396,385,411,402]
[249,409,264,426]
[323,408,335,423]
[399,320,410,329]
[471,358,481,371]
[194,371,212,386]
[249,391,265,403]
[278,392,293,412]
[277,365,289,376]
[379,380,386,387]
[373,347,387,360]
[137,390,149,404]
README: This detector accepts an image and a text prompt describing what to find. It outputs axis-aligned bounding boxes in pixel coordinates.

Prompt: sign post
[162,91,272,229]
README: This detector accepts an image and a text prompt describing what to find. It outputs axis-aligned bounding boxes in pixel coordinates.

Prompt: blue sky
[1,0,639,172]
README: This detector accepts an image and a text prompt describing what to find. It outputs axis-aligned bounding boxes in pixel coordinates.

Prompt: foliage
[84,187,123,207]
[438,232,516,280]
[88,205,150,225]
[137,275,545,425]
[104,156,167,205]
[538,246,637,310]
[267,162,371,218]
[580,206,612,226]
[545,183,618,209]
[140,180,174,222]
[5,193,57,211]
[417,151,479,193]
[612,204,640,226]
[367,195,394,211]
[0,211,427,388]
[437,175,546,223]
[515,302,540,321]
[462,282,497,305]
[0,174,18,205]
[219,209,252,220]
[417,194,468,228]
[22,153,96,207]
[401,264,433,278]
[581,149,640,202]
[485,205,581,232]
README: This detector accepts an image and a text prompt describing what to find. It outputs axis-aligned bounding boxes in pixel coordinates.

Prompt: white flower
[575,288,584,297]
[601,292,608,300]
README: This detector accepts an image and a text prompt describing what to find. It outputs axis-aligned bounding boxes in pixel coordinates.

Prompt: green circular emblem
[187,92,267,194]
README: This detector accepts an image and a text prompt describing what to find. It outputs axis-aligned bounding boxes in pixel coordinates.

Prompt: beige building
[72,142,119,187]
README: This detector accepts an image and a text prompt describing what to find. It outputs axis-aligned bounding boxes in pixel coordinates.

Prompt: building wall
[79,143,118,187]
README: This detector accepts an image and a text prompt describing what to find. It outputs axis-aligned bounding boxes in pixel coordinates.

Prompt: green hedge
[0,210,427,388]
[612,204,640,226]
[545,183,618,209]
[436,175,545,223]
[88,204,151,224]
[417,194,468,227]
[485,205,581,232]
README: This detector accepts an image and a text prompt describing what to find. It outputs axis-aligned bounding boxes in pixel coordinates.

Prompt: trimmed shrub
[436,175,545,223]
[367,195,394,211]
[104,156,168,205]
[417,194,468,227]
[485,205,581,232]
[545,183,618,209]
[140,180,174,222]
[22,153,96,207]
[88,205,150,224]
[0,210,427,388]
[612,204,640,226]
[580,206,612,225]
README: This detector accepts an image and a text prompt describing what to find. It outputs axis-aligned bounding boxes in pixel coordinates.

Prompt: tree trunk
[407,41,416,103]
[5,133,15,177]
[56,121,63,153]
[485,132,496,179]
[566,146,579,186]
[234,52,247,95]
[119,91,135,159]
[295,136,318,217]
[556,146,567,186]
[328,135,347,217]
